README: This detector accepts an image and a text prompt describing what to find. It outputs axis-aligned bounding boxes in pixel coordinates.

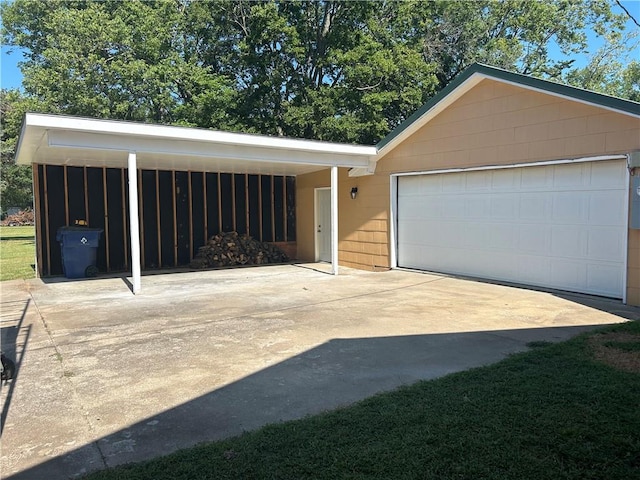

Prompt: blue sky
[1,1,639,91]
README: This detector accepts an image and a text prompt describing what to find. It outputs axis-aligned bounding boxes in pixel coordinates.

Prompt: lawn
[84,320,640,480]
[0,226,36,281]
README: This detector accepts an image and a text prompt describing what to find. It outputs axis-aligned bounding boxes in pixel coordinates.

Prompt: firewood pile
[190,231,289,269]
[1,209,35,226]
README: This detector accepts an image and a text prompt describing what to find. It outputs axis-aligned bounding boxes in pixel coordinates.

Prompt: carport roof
[15,113,377,176]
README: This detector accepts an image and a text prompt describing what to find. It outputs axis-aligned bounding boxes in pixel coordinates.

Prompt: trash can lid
[56,226,104,242]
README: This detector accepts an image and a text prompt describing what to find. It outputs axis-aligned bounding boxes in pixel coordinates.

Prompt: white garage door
[396,159,627,298]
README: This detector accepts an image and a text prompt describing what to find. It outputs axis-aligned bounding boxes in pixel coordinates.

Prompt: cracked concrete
[1,264,638,479]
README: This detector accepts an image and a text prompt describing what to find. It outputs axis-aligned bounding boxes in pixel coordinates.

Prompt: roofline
[21,113,378,157]
[376,63,640,154]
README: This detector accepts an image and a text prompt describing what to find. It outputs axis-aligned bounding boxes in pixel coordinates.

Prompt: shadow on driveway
[1,298,31,436]
[6,324,622,480]
[2,266,638,479]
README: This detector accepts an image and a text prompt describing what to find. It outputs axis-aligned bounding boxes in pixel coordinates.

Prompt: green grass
[84,321,640,480]
[603,341,640,353]
[0,226,36,281]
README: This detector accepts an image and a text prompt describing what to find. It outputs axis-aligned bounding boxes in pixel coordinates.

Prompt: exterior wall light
[350,187,358,199]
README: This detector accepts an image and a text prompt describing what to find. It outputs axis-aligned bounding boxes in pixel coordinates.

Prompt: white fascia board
[46,130,374,169]
[374,74,485,161]
[490,77,640,119]
[25,113,377,157]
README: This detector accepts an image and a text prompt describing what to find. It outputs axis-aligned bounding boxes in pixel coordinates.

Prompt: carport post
[331,166,338,275]
[128,152,142,294]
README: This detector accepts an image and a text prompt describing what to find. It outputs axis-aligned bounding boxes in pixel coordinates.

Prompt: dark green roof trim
[377,63,640,150]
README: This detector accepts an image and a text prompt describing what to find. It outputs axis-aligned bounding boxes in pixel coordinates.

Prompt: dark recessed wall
[34,165,296,277]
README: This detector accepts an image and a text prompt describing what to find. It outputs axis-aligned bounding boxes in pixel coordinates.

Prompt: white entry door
[315,188,332,262]
[396,159,627,298]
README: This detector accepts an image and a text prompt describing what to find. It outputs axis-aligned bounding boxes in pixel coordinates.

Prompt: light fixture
[350,187,358,199]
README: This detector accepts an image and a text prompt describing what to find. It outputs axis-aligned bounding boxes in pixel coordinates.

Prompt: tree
[393,0,629,87]
[3,0,632,145]
[563,29,640,101]
[0,89,47,213]
[1,0,236,127]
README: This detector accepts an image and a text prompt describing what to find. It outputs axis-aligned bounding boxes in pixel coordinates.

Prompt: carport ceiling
[16,113,377,176]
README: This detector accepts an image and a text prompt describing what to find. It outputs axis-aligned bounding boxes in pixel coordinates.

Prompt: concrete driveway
[1,265,638,479]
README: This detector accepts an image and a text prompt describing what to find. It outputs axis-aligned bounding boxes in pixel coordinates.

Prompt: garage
[396,158,628,298]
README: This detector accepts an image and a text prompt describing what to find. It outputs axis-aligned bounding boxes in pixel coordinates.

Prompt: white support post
[330,166,339,276]
[128,152,142,294]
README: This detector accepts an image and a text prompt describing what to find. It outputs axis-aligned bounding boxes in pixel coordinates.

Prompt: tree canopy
[1,0,638,212]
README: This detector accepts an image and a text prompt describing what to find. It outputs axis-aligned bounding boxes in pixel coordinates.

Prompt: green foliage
[563,29,640,101]
[0,89,44,213]
[0,1,636,208]
[3,0,632,144]
[1,0,236,126]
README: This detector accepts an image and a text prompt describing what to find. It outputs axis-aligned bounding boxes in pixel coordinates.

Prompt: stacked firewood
[190,231,289,269]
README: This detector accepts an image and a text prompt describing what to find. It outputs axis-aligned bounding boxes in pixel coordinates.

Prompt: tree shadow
[4,323,617,480]
[0,298,32,436]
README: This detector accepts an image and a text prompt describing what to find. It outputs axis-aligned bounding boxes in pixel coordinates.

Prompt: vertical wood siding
[34,165,296,276]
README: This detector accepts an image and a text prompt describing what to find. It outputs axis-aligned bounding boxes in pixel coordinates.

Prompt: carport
[15,113,378,292]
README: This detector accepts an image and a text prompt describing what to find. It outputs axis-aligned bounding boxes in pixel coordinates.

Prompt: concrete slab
[1,265,638,479]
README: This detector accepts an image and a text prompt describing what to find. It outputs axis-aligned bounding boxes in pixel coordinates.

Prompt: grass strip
[0,226,36,281]
[84,321,640,480]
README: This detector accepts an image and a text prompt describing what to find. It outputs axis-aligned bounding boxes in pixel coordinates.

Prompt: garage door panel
[588,191,626,225]
[466,195,491,217]
[491,168,520,189]
[590,160,627,187]
[488,224,518,250]
[550,225,587,258]
[397,243,422,267]
[553,163,587,189]
[420,174,442,193]
[396,159,625,298]
[519,193,551,222]
[465,171,492,191]
[490,194,518,220]
[442,196,467,218]
[587,264,623,296]
[518,224,550,253]
[463,223,489,247]
[397,220,426,244]
[517,256,551,283]
[442,173,465,192]
[552,192,588,224]
[397,197,426,220]
[587,228,624,262]
[399,176,423,196]
[521,167,552,189]
[550,259,587,291]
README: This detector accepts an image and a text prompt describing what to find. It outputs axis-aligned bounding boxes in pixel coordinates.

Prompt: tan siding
[295,168,389,271]
[295,79,639,303]
[374,78,640,304]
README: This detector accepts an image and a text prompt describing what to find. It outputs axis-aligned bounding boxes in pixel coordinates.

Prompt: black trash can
[56,227,103,278]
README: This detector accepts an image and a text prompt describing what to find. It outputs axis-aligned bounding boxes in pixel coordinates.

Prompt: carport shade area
[15,113,378,291]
